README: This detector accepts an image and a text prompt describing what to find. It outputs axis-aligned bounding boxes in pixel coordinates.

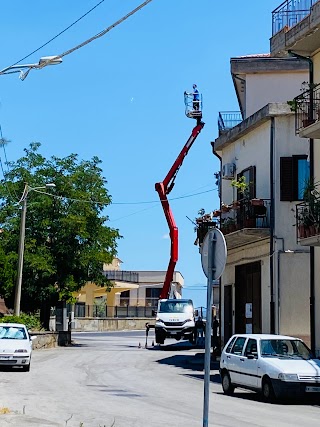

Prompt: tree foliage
[0,143,121,314]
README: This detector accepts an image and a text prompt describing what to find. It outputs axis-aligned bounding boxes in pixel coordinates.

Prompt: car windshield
[158,300,194,314]
[0,326,27,340]
[260,339,312,360]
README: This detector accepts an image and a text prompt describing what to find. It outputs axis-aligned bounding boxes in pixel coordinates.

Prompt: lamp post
[0,55,62,81]
[14,182,56,316]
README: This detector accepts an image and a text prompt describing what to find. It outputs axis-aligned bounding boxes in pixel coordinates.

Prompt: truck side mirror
[152,310,157,317]
[194,309,199,317]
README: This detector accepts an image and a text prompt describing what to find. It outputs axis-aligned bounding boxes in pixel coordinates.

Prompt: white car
[0,323,36,371]
[220,333,320,401]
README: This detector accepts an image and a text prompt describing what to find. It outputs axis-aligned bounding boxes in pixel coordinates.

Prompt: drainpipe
[213,149,222,342]
[270,117,275,334]
[288,50,315,354]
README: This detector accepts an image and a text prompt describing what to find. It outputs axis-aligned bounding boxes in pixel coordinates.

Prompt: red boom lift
[155,89,205,299]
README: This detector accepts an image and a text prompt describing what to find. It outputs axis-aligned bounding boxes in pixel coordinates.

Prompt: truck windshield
[158,300,193,314]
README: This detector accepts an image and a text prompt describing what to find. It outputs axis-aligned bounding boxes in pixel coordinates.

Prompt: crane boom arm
[155,120,205,299]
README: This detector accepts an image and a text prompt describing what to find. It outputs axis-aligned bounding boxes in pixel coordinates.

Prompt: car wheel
[262,377,275,402]
[221,371,235,395]
[22,364,30,372]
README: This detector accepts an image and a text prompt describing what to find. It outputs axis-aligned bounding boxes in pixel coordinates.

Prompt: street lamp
[14,182,56,316]
[0,55,62,81]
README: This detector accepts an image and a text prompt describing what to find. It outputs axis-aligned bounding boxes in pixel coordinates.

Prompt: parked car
[0,323,36,371]
[220,333,320,401]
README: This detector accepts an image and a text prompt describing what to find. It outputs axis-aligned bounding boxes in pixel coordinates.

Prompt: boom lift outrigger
[155,90,205,299]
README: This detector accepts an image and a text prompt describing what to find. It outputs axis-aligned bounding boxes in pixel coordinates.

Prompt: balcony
[103,270,139,283]
[293,83,320,138]
[219,199,271,250]
[272,0,315,35]
[271,0,320,56]
[296,201,320,245]
[218,111,242,136]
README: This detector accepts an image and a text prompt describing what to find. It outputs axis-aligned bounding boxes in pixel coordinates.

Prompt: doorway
[235,262,261,334]
[224,285,233,343]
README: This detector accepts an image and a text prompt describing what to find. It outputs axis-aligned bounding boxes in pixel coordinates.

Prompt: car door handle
[227,355,231,359]
[240,358,245,362]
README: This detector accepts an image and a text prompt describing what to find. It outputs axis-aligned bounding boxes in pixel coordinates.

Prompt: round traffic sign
[201,228,227,279]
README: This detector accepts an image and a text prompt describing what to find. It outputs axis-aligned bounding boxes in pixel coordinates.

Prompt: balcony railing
[293,83,320,134]
[103,270,139,283]
[272,0,316,35]
[220,198,270,236]
[218,111,242,136]
[296,201,320,245]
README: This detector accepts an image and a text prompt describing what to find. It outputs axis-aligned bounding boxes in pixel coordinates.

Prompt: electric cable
[8,0,106,69]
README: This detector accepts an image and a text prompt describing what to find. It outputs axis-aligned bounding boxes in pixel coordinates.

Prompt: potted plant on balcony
[230,176,256,227]
[299,178,320,238]
[220,217,237,235]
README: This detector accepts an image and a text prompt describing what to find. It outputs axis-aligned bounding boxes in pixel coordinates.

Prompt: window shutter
[280,157,293,201]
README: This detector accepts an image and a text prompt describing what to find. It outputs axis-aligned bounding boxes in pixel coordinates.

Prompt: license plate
[306,386,320,392]
[0,356,11,360]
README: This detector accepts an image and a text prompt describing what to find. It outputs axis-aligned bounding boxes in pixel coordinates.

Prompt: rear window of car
[231,337,247,355]
[225,336,237,353]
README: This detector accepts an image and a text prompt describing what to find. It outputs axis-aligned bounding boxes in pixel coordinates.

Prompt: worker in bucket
[192,84,200,110]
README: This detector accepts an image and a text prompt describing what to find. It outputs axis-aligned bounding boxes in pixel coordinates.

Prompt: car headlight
[14,349,28,353]
[156,317,164,323]
[278,373,298,381]
[183,318,193,324]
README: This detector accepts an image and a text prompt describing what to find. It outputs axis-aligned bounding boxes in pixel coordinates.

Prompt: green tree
[0,142,121,327]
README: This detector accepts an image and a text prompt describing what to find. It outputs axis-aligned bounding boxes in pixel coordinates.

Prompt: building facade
[212,55,310,347]
[270,0,320,355]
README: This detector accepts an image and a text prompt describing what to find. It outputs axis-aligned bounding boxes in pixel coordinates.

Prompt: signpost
[200,228,227,427]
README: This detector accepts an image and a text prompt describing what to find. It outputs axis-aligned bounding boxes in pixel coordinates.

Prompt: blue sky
[0,0,281,308]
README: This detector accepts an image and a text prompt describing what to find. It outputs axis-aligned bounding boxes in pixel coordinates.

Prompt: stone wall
[30,331,71,349]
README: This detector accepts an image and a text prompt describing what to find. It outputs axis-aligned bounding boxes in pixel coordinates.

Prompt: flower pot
[244,218,256,228]
[298,225,306,239]
[250,198,264,206]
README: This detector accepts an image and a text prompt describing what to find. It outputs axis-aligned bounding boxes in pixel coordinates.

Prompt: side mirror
[194,309,199,317]
[152,310,157,317]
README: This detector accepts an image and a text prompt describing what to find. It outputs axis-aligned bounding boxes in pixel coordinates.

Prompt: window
[230,337,247,355]
[120,290,130,307]
[280,156,309,201]
[244,338,258,357]
[237,166,256,200]
[146,288,161,307]
[225,336,237,353]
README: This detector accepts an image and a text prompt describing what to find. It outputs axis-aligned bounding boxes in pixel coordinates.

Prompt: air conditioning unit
[222,163,235,180]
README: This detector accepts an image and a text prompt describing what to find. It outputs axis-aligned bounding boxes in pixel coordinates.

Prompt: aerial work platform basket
[184,90,203,120]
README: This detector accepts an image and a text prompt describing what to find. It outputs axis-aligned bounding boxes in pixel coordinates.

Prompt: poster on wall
[245,303,252,319]
[246,323,253,334]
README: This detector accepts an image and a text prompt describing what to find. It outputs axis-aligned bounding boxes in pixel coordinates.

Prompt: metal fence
[74,304,157,318]
[218,111,242,136]
[272,0,316,35]
[293,83,320,133]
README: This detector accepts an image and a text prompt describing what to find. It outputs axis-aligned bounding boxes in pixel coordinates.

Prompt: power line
[8,0,106,69]
[38,0,154,68]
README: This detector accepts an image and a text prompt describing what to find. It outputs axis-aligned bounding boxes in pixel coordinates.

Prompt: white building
[212,55,311,347]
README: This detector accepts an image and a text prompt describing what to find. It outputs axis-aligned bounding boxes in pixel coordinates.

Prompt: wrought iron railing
[296,201,320,240]
[218,111,242,136]
[293,83,320,133]
[220,199,270,235]
[272,0,316,35]
[103,270,139,283]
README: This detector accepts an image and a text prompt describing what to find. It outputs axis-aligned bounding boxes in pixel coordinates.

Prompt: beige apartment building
[270,0,320,356]
[212,54,311,347]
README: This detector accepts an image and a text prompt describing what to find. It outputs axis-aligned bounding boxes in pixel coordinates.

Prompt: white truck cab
[154,299,196,345]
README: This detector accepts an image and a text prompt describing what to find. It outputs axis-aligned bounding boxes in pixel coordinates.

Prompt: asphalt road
[0,330,320,426]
